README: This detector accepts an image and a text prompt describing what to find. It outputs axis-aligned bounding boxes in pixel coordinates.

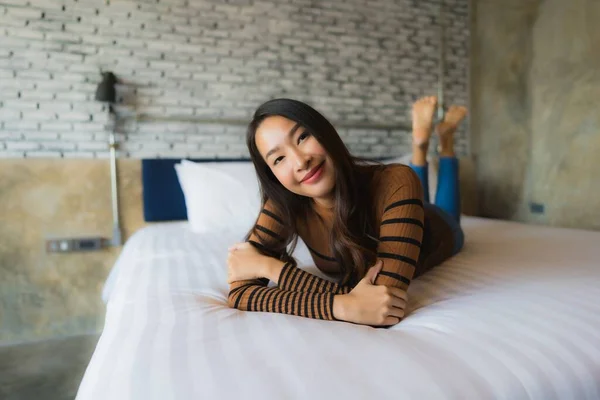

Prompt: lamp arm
[108,107,122,246]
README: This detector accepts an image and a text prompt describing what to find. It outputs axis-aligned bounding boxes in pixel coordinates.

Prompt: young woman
[227,96,467,327]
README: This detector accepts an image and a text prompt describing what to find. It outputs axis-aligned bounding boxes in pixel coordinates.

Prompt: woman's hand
[333,260,408,326]
[227,242,271,284]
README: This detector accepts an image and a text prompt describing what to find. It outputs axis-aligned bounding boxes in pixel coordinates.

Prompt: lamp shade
[95,71,117,103]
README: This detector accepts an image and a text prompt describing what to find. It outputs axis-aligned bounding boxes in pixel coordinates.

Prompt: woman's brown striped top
[228,164,456,321]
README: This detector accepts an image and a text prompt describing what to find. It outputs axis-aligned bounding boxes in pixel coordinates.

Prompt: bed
[76,159,600,400]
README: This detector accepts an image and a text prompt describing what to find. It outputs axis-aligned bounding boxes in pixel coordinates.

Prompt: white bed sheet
[78,217,600,400]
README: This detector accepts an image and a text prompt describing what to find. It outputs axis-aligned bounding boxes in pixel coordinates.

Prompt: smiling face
[255,115,336,206]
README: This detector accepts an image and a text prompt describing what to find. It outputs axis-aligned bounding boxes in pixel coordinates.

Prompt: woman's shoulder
[371,162,421,191]
[364,163,423,217]
[262,196,311,229]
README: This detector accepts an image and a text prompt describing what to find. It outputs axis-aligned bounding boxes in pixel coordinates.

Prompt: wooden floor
[0,334,100,400]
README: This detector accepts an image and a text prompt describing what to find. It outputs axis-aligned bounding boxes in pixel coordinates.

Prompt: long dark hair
[245,98,384,287]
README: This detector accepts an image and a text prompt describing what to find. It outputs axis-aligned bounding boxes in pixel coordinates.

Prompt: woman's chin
[304,181,335,199]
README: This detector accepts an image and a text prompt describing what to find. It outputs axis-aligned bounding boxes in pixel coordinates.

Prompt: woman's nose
[297,156,312,171]
[292,149,311,169]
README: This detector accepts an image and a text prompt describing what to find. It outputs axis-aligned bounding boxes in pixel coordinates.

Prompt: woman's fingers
[390,297,407,311]
[229,242,250,252]
[387,307,405,320]
[382,316,401,326]
[228,242,242,251]
[388,287,408,302]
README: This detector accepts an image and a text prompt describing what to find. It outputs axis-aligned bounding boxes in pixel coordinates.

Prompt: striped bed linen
[77,216,600,400]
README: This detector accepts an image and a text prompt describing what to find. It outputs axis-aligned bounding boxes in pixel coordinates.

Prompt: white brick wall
[0,0,469,159]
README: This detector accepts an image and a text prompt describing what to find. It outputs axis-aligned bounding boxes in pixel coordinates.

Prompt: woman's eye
[273,156,283,165]
[298,131,310,143]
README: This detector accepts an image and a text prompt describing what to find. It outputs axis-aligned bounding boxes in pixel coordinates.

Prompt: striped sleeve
[228,278,338,320]
[372,166,425,292]
[277,262,352,294]
[227,200,339,320]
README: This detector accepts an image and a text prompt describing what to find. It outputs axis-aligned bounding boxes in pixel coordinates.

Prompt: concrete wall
[0,0,471,343]
[0,160,146,343]
[471,0,600,231]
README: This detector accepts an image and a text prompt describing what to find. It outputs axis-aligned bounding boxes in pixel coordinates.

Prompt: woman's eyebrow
[265,123,302,160]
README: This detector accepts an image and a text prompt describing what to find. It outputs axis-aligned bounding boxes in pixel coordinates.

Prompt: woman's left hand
[227,242,271,284]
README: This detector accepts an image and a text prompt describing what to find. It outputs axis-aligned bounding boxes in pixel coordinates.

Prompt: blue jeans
[409,157,464,255]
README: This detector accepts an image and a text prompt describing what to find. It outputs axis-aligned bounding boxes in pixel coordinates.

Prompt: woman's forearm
[228,279,338,321]
[265,259,351,295]
[276,262,353,294]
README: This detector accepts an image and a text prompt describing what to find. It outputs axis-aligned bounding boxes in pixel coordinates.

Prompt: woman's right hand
[333,260,408,326]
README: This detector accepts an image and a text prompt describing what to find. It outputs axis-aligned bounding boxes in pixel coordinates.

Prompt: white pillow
[383,154,438,202]
[174,160,262,234]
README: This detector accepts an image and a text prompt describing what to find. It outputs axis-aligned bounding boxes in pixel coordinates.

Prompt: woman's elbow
[227,291,249,311]
[227,293,239,309]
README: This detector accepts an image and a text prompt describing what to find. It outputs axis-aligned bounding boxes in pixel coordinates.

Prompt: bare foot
[436,105,468,138]
[435,105,467,156]
[411,96,438,146]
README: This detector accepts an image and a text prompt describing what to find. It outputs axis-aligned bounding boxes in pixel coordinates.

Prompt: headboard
[141,156,400,222]
[141,158,250,222]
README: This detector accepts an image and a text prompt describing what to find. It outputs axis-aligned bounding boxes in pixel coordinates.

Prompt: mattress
[77,216,600,400]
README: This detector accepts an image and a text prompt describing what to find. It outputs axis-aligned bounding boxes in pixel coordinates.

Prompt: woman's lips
[302,161,325,184]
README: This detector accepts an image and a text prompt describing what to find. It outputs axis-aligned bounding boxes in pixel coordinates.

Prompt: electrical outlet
[46,237,107,253]
[529,202,545,214]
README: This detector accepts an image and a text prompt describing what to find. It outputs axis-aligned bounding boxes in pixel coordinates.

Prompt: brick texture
[0,0,469,159]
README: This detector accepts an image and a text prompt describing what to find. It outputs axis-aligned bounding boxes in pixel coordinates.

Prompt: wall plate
[46,237,107,253]
[529,202,545,214]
